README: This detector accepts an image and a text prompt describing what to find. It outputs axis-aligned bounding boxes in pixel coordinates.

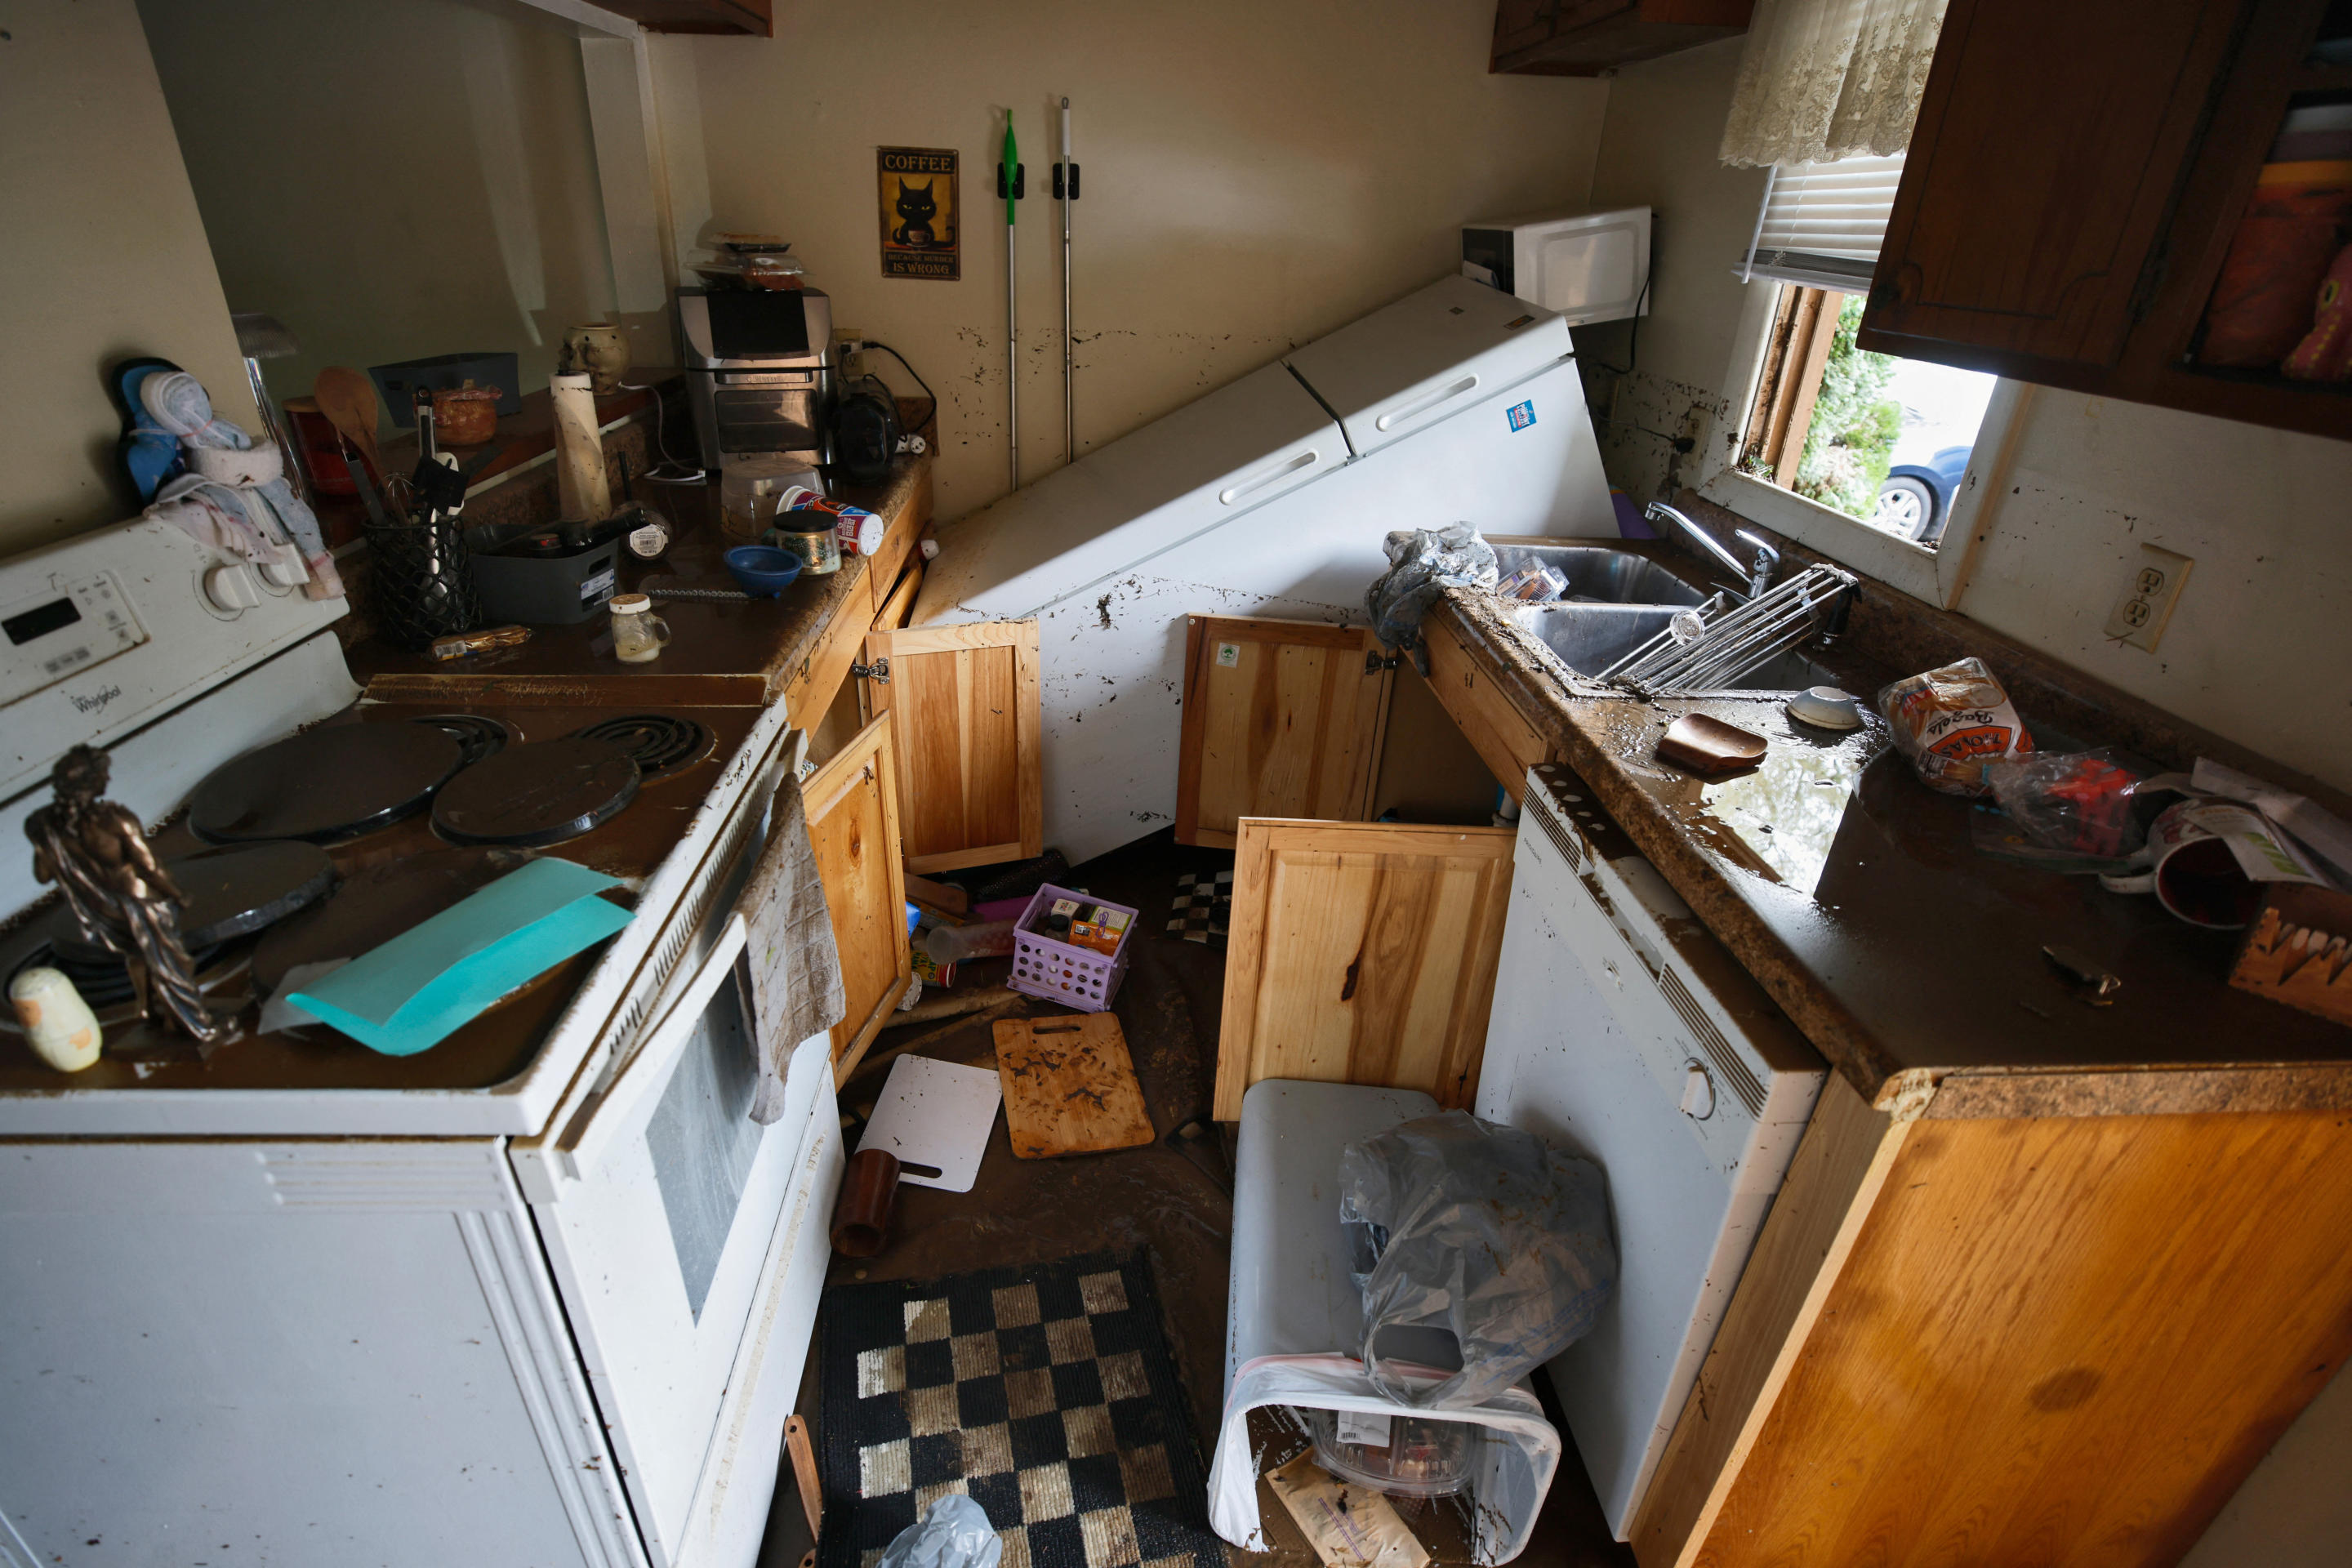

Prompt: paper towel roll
[551,372,611,522]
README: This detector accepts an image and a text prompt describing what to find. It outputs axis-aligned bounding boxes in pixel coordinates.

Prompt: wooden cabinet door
[1421,610,1558,804]
[1213,818,1516,1120]
[803,714,911,1082]
[1174,617,1395,849]
[858,620,1043,875]
[1859,0,2248,376]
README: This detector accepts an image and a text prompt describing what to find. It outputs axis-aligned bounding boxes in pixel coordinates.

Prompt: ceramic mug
[2099,798,2307,929]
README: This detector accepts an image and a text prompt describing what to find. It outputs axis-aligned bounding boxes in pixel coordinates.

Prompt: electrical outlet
[2101,544,2193,651]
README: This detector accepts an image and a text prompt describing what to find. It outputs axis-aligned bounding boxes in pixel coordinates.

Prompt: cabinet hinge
[1363,650,1400,675]
[852,657,890,684]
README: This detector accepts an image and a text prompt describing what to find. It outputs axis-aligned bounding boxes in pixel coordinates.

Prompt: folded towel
[742,774,847,1123]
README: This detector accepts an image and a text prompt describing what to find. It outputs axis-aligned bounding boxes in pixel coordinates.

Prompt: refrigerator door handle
[1374,373,1481,433]
[1218,448,1321,506]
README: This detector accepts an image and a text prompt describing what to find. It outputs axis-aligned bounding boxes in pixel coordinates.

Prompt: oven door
[513,912,841,1568]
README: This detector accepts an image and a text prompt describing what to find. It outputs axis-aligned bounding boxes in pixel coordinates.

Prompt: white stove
[0,517,840,1568]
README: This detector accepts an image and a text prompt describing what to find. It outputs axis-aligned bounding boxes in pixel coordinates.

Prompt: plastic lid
[610,593,651,613]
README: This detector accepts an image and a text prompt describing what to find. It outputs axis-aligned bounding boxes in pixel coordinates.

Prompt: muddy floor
[761,830,1633,1568]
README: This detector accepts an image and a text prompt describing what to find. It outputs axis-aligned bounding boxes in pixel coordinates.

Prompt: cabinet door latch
[1363,650,1399,674]
[852,657,890,684]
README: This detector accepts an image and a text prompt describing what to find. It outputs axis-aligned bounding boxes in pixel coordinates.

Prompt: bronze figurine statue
[25,744,235,1049]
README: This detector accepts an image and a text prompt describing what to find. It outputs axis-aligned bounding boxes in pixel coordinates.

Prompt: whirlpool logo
[69,684,123,715]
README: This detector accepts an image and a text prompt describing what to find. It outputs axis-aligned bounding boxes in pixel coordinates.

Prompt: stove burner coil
[570,715,712,780]
[412,714,514,769]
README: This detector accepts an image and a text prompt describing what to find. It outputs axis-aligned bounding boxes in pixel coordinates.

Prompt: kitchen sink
[1490,543,1711,608]
[1511,602,1837,692]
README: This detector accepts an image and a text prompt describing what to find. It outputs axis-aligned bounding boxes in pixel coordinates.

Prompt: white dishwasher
[1477,763,1824,1540]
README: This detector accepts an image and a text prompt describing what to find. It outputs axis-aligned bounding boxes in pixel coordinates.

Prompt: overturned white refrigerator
[915,274,1616,866]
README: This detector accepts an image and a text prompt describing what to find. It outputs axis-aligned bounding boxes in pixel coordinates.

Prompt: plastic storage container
[1305,1407,1475,1498]
[1006,884,1137,1012]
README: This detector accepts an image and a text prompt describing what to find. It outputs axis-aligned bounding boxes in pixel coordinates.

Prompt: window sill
[1696,467,1944,604]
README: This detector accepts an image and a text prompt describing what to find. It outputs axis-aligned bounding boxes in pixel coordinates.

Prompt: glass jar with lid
[609,593,670,664]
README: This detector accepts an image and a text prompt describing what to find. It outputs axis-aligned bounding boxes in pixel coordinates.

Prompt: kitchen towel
[287,857,632,1056]
[742,773,846,1123]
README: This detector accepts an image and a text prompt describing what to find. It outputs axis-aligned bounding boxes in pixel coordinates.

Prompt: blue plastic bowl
[724,545,803,598]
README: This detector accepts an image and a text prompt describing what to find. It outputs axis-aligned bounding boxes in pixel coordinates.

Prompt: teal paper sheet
[287,857,634,1057]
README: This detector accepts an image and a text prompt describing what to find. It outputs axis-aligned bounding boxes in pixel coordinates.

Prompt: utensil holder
[365,510,483,652]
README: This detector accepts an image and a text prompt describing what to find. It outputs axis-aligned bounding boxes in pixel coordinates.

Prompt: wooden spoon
[311,366,383,482]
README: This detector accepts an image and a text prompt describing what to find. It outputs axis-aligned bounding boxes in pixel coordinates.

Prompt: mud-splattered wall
[671,0,1608,524]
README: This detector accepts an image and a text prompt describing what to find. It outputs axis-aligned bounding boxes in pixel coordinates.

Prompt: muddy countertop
[1435,587,2352,1116]
[348,450,931,706]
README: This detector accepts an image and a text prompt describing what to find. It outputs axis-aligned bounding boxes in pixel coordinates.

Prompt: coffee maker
[678,285,835,471]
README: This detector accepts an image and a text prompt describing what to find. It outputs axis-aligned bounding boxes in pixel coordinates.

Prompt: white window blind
[1735,153,1908,292]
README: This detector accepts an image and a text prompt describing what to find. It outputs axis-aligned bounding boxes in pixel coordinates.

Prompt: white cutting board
[856,1055,1002,1193]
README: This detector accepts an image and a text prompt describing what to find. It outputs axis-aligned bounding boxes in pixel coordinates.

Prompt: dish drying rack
[1596,564,1856,697]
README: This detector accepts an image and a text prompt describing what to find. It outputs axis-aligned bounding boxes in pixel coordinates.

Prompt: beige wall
[674,0,1609,523]
[138,0,620,431]
[1579,36,2352,798]
[0,0,259,556]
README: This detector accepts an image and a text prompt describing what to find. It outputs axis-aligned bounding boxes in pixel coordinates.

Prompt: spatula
[311,367,384,484]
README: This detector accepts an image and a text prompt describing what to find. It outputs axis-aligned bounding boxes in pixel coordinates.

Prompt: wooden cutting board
[992,1014,1156,1159]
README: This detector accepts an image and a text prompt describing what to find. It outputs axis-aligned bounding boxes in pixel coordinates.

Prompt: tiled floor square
[1078,1271,1129,1316]
[992,1282,1042,1328]
[951,1330,1002,1381]
[1018,1460,1075,1523]
[857,1344,906,1398]
[1045,1316,1097,1365]
[859,1438,911,1498]
[1097,1350,1148,1401]
[904,1298,953,1343]
[1080,1505,1142,1568]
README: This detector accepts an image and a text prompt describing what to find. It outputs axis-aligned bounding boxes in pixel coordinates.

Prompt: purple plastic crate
[1006,884,1137,1013]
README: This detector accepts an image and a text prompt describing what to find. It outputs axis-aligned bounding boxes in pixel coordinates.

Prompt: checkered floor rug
[1164,872,1231,947]
[816,1250,1223,1568]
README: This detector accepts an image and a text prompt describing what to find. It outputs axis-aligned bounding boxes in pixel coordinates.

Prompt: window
[1735,286,1997,548]
[1704,151,2000,576]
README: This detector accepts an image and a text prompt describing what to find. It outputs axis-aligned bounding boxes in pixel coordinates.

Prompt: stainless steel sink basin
[1512,603,1838,692]
[1490,543,1709,608]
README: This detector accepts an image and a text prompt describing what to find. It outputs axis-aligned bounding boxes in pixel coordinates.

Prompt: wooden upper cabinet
[590,0,769,35]
[1860,0,2352,442]
[1865,0,2241,369]
[1490,0,1754,77]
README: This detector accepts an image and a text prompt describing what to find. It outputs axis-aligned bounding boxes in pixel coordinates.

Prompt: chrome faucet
[1646,502,1780,600]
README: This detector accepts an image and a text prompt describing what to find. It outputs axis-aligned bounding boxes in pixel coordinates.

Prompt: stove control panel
[0,569,147,709]
[0,516,346,806]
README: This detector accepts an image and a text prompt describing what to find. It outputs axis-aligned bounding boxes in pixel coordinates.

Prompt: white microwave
[1462,206,1653,326]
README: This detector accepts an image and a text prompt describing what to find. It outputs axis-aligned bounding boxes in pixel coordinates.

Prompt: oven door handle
[714,372,820,387]
[561,911,751,1178]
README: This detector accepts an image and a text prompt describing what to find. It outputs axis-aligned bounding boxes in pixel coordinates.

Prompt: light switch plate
[2102,544,2193,651]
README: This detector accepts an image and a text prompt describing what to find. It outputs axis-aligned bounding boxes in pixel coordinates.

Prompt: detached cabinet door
[1213,818,1515,1120]
[860,620,1044,875]
[1174,617,1395,848]
[1860,0,2247,375]
[803,714,912,1080]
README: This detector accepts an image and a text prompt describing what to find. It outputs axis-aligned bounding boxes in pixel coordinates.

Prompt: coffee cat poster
[878,147,960,280]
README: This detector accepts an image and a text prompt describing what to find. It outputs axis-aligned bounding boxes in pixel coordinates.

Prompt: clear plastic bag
[1984,748,2147,858]
[1365,524,1499,666]
[875,1494,1002,1568]
[1339,1111,1615,1410]
[1876,657,2034,796]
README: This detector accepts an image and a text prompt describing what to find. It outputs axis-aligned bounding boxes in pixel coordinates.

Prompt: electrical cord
[619,379,706,484]
[857,341,941,435]
[1582,216,1658,379]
